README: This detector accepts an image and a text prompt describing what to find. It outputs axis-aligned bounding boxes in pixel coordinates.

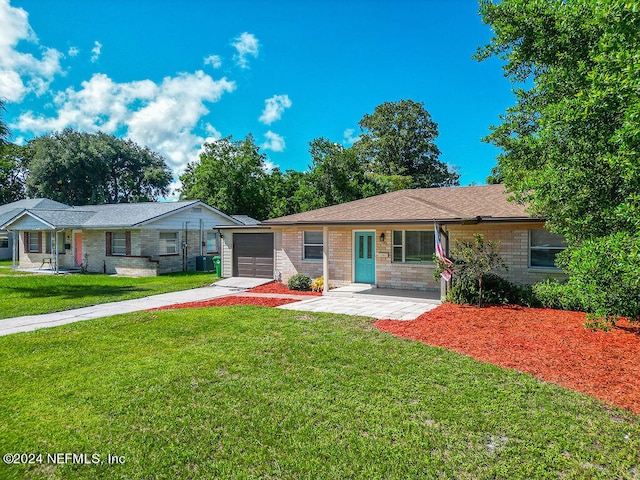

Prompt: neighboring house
[261,185,567,298]
[0,199,70,260]
[0,200,255,276]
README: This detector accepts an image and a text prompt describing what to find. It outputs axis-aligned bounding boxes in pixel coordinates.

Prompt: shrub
[559,233,640,325]
[446,273,538,307]
[533,280,585,312]
[287,273,312,291]
[436,233,508,307]
[311,277,324,292]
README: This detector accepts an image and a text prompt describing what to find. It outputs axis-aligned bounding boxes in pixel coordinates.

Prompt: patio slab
[277,294,439,320]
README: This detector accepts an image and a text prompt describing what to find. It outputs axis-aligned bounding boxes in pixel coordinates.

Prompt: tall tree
[0,100,27,203]
[477,0,640,322]
[0,144,28,204]
[25,129,172,205]
[354,100,459,189]
[304,138,376,209]
[179,135,270,220]
[476,0,640,242]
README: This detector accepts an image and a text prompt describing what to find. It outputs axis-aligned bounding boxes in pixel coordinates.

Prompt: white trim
[134,200,242,227]
[302,229,323,261]
[528,229,566,270]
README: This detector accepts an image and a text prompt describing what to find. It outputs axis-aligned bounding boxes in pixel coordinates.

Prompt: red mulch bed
[152,296,300,310]
[247,281,322,296]
[375,303,640,415]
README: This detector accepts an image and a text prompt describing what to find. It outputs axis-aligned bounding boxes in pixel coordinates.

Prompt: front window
[45,232,65,254]
[112,232,127,255]
[530,229,567,268]
[392,230,435,263]
[159,232,179,255]
[303,231,323,260]
[27,232,40,253]
[206,232,220,254]
[0,233,8,249]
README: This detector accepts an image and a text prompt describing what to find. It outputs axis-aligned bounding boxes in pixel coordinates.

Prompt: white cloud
[259,94,291,125]
[0,0,64,101]
[260,131,285,152]
[263,159,276,173]
[204,54,221,68]
[232,32,259,68]
[14,71,236,172]
[343,128,360,145]
[68,46,79,57]
[90,41,102,62]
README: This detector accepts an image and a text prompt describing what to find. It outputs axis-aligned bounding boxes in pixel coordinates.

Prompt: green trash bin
[213,256,221,277]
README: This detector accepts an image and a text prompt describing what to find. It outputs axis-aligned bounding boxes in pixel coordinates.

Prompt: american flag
[435,226,453,281]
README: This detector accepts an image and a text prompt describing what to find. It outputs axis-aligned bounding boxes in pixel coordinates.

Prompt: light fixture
[379,232,385,242]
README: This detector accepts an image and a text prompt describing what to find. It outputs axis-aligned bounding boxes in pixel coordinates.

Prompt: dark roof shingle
[263,185,534,225]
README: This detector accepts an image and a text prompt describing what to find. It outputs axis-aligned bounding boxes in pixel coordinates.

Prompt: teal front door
[354,231,375,283]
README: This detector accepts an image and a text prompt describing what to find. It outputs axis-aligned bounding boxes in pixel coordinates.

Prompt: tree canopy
[477,0,640,322]
[355,100,459,189]
[180,100,459,220]
[477,0,640,242]
[179,135,271,220]
[0,100,28,204]
[26,129,172,205]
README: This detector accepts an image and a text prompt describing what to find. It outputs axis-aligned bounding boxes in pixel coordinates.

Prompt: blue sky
[1,0,514,198]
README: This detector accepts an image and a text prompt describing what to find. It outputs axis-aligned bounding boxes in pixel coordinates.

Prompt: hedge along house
[0,200,247,276]
[261,185,567,298]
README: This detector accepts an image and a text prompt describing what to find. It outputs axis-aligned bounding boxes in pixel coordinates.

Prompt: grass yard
[0,271,216,319]
[0,307,638,479]
[0,259,32,276]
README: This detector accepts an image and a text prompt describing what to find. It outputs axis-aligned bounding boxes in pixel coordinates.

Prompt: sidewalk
[0,278,271,337]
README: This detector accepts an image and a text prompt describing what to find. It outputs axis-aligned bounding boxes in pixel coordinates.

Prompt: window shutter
[125,231,131,256]
[37,232,42,253]
[24,232,29,252]
[106,232,112,256]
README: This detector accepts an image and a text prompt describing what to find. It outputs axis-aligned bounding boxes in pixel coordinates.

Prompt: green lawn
[0,307,637,479]
[0,259,32,276]
[0,271,216,319]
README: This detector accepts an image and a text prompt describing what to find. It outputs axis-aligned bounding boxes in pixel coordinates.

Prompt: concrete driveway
[0,277,272,337]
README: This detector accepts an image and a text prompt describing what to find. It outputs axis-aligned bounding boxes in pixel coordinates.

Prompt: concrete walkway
[276,284,440,320]
[0,277,272,337]
[1,279,441,336]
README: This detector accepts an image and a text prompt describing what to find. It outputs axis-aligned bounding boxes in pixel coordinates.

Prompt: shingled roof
[0,199,70,229]
[1,200,241,230]
[263,185,537,225]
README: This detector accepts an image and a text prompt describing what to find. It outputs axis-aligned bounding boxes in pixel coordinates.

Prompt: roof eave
[262,216,542,226]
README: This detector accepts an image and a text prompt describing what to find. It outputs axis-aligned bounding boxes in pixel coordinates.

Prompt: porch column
[11,230,17,269]
[322,226,329,294]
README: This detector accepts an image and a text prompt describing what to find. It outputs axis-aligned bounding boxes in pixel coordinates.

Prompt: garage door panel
[233,234,274,278]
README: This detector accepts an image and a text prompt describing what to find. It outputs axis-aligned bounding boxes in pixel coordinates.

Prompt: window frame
[391,229,435,264]
[206,231,220,254]
[159,231,179,256]
[44,231,65,255]
[529,229,567,269]
[0,233,9,249]
[302,230,323,261]
[111,231,128,256]
[26,231,41,253]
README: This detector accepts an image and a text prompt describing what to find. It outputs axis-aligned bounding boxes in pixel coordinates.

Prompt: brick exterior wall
[274,222,566,292]
[275,226,439,291]
[446,222,567,285]
[17,228,209,276]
